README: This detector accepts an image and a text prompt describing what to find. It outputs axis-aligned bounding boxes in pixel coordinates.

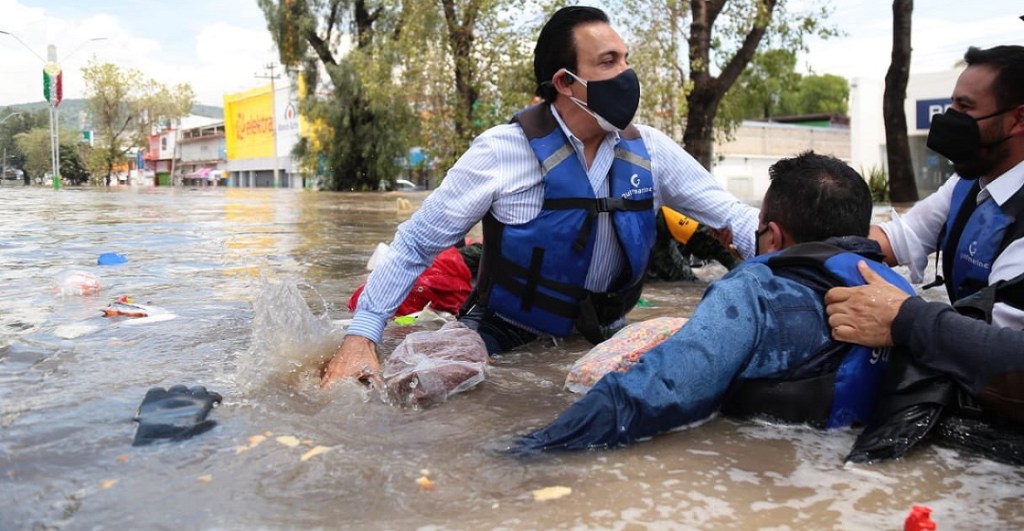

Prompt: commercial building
[711,68,960,202]
[222,80,307,188]
[713,118,851,201]
[143,115,222,186]
[179,121,226,186]
[849,69,959,197]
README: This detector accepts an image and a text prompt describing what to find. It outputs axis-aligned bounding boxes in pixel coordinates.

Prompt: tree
[0,107,49,178]
[788,74,848,116]
[15,126,78,181]
[721,53,848,122]
[82,62,195,186]
[59,143,91,185]
[395,0,533,171]
[260,0,414,191]
[622,0,837,169]
[720,49,801,121]
[883,0,917,203]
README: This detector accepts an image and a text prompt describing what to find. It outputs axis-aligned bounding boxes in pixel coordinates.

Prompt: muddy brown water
[1,186,1021,529]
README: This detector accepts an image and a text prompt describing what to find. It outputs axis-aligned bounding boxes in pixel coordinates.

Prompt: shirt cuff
[878,209,929,283]
[345,311,389,344]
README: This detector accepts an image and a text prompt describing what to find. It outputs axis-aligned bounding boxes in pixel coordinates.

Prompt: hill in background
[2,99,223,129]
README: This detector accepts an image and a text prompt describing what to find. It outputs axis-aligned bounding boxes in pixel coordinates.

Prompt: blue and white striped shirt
[347,106,759,343]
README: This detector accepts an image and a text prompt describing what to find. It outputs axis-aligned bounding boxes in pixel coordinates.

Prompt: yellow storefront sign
[224,84,275,160]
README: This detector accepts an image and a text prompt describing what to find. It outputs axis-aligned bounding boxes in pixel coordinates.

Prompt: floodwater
[1,186,1021,530]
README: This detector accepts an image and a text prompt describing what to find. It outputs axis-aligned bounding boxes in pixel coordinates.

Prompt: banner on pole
[43,62,63,107]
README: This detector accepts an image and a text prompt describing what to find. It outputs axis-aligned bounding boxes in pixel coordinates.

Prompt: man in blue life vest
[819,46,1024,463]
[513,151,916,451]
[321,6,758,387]
[865,45,1024,330]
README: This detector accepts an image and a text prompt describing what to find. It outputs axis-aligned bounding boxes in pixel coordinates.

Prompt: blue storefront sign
[916,98,952,130]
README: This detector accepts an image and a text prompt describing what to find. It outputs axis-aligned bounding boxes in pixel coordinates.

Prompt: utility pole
[1,32,104,190]
[47,45,61,190]
[255,63,281,188]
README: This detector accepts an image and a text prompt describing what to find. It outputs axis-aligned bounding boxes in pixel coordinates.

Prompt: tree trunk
[684,0,777,170]
[442,0,480,142]
[883,0,918,203]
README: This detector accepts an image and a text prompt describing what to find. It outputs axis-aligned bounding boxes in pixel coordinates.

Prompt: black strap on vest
[952,271,1024,323]
[544,196,654,251]
[721,372,836,429]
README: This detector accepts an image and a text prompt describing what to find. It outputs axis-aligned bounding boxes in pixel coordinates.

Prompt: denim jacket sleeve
[516,264,831,450]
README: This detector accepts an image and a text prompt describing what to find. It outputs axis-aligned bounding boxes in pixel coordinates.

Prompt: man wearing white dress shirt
[861,45,1024,332]
[321,5,758,387]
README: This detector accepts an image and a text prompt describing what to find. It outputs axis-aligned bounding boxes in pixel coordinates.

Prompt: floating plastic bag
[381,321,489,407]
[392,302,457,326]
[100,296,177,325]
[53,270,101,296]
[365,242,390,271]
[564,317,688,393]
[349,246,472,316]
[97,252,128,266]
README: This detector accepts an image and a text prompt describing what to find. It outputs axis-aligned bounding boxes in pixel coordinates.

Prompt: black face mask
[926,107,1013,180]
[566,68,641,131]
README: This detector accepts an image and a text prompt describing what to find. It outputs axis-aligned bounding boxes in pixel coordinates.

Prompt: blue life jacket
[475,104,656,342]
[722,241,916,429]
[938,178,1024,302]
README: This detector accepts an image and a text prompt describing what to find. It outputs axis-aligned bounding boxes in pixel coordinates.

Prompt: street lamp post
[0,30,105,190]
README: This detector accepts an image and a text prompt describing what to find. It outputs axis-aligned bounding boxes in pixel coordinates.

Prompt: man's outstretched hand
[824,260,911,348]
[321,335,381,388]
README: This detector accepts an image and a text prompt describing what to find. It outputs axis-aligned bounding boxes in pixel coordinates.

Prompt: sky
[1,0,1022,109]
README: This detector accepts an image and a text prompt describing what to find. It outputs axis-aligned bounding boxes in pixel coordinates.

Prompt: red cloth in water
[348,246,472,316]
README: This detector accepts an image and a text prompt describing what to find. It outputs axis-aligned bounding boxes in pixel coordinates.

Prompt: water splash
[235,276,344,394]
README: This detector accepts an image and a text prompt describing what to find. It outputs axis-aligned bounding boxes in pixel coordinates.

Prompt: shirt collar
[549,105,620,149]
[980,158,1024,206]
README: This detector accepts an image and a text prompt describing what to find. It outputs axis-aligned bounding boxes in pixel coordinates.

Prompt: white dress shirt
[347,106,759,343]
[879,159,1024,329]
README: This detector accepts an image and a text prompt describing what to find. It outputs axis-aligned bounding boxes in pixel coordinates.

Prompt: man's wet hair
[964,45,1024,109]
[762,151,872,243]
[534,6,609,104]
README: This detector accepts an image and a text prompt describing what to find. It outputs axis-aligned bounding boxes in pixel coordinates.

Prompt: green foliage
[59,143,90,185]
[82,62,195,184]
[723,51,848,121]
[617,0,839,166]
[395,0,534,172]
[790,74,848,115]
[864,165,890,203]
[0,107,49,176]
[719,49,801,122]
[14,126,78,180]
[260,0,415,191]
[260,0,838,184]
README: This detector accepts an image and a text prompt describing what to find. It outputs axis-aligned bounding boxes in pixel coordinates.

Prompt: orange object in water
[100,296,149,318]
[904,505,937,531]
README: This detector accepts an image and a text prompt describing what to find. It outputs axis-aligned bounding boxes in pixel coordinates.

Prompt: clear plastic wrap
[564,317,688,393]
[382,321,489,407]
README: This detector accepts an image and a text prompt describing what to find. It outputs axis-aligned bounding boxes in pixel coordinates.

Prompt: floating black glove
[132,385,223,446]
